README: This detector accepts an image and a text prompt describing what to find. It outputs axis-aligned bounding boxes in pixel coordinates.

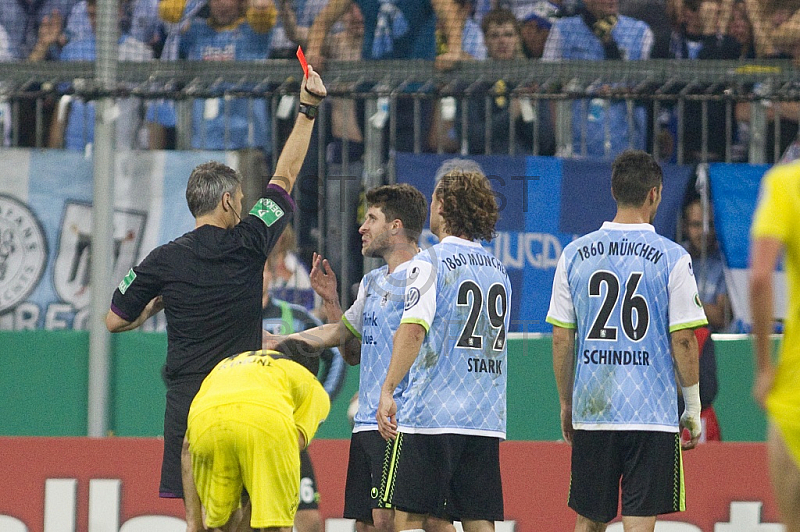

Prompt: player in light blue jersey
[546,150,706,532]
[264,184,453,532]
[262,260,346,532]
[377,167,511,532]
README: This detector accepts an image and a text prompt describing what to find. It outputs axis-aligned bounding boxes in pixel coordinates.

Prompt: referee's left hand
[301,65,327,106]
[376,389,397,441]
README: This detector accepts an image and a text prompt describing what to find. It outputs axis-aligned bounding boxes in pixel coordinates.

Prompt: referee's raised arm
[269,65,327,193]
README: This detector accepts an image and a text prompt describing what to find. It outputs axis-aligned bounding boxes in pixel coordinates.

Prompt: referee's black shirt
[110,185,294,383]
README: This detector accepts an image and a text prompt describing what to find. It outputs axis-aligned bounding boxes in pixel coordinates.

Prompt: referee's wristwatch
[298,103,319,119]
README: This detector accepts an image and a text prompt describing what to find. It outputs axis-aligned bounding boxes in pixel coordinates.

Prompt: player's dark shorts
[343,430,391,522]
[160,376,205,498]
[299,448,320,511]
[569,430,685,523]
[380,432,503,522]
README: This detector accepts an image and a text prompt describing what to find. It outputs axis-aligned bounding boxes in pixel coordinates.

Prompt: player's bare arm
[671,327,701,449]
[105,295,163,333]
[377,322,426,440]
[749,236,783,408]
[551,325,576,445]
[307,252,363,363]
[265,321,360,365]
[269,66,327,193]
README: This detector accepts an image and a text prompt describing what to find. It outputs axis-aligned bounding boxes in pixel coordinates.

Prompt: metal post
[88,0,119,437]
[749,100,767,164]
[363,93,385,276]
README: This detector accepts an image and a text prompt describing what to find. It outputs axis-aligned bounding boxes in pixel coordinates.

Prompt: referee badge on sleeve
[251,198,285,227]
[118,269,136,294]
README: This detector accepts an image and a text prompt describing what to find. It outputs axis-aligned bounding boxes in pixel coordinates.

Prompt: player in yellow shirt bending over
[186,339,330,532]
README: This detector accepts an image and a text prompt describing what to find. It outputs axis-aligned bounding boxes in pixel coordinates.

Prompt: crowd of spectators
[1,0,798,158]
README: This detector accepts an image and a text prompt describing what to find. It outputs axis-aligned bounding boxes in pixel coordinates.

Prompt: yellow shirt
[190,351,330,447]
[751,160,800,423]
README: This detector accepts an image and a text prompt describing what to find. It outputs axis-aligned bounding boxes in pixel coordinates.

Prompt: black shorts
[160,376,205,498]
[380,432,503,522]
[299,448,320,511]
[569,430,685,523]
[343,430,391,522]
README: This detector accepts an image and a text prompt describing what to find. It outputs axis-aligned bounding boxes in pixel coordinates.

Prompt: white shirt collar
[601,221,656,233]
[439,235,484,247]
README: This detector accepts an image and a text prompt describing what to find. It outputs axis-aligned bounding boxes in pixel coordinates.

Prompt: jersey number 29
[456,280,508,351]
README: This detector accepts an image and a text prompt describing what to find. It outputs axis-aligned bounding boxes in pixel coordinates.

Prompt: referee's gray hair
[434,158,486,183]
[186,161,243,218]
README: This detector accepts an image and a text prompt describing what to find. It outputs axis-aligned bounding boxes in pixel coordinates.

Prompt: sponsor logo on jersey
[0,195,47,313]
[404,287,420,310]
[251,198,285,227]
[694,293,703,308]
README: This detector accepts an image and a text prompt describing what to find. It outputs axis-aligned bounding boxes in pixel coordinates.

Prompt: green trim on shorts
[380,433,403,508]
[674,434,686,512]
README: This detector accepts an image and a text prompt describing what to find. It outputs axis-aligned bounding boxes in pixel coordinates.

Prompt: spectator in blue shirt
[1,0,76,61]
[48,0,154,151]
[542,0,653,158]
[168,0,277,151]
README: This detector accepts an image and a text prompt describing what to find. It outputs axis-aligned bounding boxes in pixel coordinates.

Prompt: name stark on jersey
[576,238,664,265]
[468,357,503,374]
[583,349,650,366]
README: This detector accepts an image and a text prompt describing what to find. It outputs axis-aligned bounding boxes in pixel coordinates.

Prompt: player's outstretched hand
[301,65,327,106]
[679,410,701,450]
[310,252,338,303]
[376,389,398,441]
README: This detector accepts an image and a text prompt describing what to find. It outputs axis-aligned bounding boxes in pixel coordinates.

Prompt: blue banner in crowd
[708,162,784,330]
[0,149,231,330]
[708,163,769,269]
[395,154,693,332]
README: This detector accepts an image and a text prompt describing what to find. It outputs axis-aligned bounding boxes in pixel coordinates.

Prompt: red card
[296,45,309,77]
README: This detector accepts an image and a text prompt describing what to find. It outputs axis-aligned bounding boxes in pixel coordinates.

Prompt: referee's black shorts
[160,376,205,498]
[569,430,685,523]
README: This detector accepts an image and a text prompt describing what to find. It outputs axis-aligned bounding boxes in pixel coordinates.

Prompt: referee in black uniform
[106,67,327,531]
